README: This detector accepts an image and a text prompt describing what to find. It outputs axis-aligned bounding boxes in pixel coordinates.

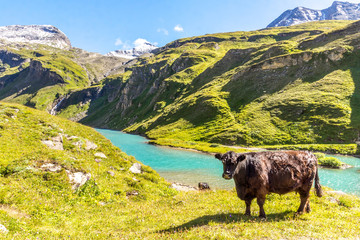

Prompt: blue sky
[1,0,359,54]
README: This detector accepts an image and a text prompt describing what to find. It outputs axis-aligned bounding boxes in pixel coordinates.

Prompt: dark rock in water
[198,182,210,190]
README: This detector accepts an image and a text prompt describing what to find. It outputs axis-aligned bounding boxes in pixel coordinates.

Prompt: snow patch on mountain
[0,25,71,49]
[107,38,158,59]
[268,1,360,28]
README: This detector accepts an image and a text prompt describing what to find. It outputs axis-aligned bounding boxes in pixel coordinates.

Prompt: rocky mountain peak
[267,1,360,28]
[0,25,71,49]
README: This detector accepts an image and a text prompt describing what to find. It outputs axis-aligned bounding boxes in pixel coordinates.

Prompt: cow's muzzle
[222,173,232,180]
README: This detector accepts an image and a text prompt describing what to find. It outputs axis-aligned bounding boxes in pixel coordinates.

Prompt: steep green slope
[0,101,175,237]
[67,20,360,148]
[0,43,126,114]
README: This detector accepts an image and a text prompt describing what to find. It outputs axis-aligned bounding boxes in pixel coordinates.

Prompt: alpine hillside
[4,21,360,151]
[268,1,360,28]
[0,25,129,116]
[51,20,360,150]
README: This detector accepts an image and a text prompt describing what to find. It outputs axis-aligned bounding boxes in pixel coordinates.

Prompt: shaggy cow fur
[215,151,322,218]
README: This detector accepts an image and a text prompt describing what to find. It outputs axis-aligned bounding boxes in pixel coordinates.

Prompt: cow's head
[215,151,246,180]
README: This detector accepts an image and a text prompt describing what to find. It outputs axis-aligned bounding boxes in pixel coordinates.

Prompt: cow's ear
[215,153,223,160]
[237,154,246,162]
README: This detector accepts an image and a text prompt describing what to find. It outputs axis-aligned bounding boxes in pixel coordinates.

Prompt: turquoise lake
[97,129,360,195]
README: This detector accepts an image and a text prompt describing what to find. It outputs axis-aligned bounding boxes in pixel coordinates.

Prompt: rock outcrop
[66,171,91,190]
[0,223,8,233]
[129,163,142,174]
[41,135,64,150]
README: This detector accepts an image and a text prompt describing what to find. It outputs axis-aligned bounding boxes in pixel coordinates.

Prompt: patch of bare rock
[0,223,8,233]
[38,162,91,190]
[41,135,63,150]
[129,163,142,174]
[66,171,91,190]
[94,152,107,158]
[41,133,98,152]
[40,163,61,172]
[85,140,98,150]
[171,183,197,192]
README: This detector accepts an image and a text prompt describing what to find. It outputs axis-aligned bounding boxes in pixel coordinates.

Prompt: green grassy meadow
[1,102,360,239]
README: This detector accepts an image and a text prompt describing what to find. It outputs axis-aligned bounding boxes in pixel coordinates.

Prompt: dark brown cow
[215,151,322,218]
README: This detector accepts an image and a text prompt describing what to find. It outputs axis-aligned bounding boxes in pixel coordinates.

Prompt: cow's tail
[314,165,323,197]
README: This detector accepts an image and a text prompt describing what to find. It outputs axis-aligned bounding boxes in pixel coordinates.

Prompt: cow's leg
[305,201,311,213]
[244,198,253,216]
[297,190,309,214]
[257,196,266,218]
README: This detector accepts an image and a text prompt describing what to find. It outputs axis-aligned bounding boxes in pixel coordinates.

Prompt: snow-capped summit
[107,39,158,59]
[0,25,71,49]
[267,1,360,28]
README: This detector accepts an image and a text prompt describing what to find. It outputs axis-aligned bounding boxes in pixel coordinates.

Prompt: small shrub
[142,172,159,183]
[0,164,24,177]
[314,152,325,159]
[318,156,342,168]
[76,179,100,197]
[338,196,354,208]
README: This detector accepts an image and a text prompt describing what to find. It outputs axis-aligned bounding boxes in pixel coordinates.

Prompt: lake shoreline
[96,129,360,195]
[149,138,360,157]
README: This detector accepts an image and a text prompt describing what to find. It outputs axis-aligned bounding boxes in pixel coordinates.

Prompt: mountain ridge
[268,1,360,27]
[0,25,71,49]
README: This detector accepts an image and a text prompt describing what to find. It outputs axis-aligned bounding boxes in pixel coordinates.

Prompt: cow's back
[235,151,317,196]
[264,151,317,194]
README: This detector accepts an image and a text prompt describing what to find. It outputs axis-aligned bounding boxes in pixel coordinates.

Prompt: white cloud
[174,24,184,32]
[122,42,132,50]
[157,28,169,35]
[114,37,157,50]
[115,38,123,46]
[134,38,150,47]
[114,37,131,49]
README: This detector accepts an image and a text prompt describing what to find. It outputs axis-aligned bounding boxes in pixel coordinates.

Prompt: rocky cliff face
[268,1,360,27]
[0,25,71,49]
[0,59,64,101]
[67,20,360,146]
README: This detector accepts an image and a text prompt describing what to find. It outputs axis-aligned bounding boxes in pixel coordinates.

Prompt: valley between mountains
[1,18,360,239]
[3,21,360,153]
